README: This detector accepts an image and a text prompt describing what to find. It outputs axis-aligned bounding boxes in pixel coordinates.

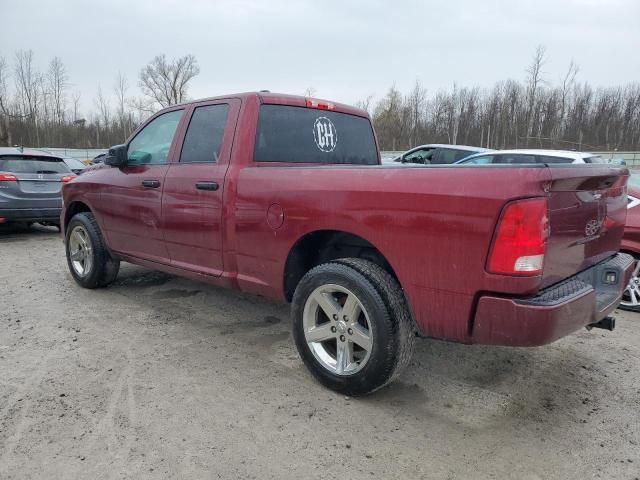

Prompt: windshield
[64,157,87,169]
[0,156,71,174]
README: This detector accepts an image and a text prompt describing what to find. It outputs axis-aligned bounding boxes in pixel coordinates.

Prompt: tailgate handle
[195,181,219,191]
[141,179,161,188]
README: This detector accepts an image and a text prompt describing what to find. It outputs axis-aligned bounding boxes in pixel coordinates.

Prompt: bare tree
[139,54,200,108]
[14,50,42,145]
[355,94,375,115]
[114,72,130,141]
[47,57,68,125]
[71,91,82,122]
[0,56,12,145]
[303,87,317,97]
[94,86,111,137]
[525,45,547,145]
[406,80,426,147]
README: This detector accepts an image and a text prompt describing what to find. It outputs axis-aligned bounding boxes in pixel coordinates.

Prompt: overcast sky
[1,0,639,111]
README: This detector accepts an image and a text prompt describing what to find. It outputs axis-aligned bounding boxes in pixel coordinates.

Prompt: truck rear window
[254,105,378,165]
[0,156,70,174]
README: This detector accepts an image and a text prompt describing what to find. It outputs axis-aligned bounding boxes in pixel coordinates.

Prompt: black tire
[619,254,640,312]
[65,212,120,289]
[291,258,415,396]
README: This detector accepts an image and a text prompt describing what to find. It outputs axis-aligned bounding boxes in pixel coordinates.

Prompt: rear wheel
[292,258,415,396]
[65,212,119,289]
[620,256,640,312]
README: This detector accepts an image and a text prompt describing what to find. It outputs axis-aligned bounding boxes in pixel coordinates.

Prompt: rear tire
[65,212,120,289]
[619,255,640,312]
[291,258,415,396]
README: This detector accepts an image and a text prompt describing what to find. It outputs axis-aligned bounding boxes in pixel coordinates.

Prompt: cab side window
[127,110,183,165]
[404,148,434,164]
[431,148,472,165]
[180,104,230,163]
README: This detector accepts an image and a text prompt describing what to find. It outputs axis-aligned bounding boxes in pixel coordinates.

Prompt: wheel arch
[283,229,400,302]
[63,200,92,230]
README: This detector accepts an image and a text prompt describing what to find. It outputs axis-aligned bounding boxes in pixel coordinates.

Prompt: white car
[385,144,492,165]
[456,149,606,165]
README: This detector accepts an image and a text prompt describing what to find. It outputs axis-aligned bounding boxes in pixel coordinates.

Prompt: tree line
[366,47,640,152]
[0,51,199,149]
[1,46,639,152]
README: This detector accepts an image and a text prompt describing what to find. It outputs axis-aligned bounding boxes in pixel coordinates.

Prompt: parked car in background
[62,157,88,175]
[61,91,633,395]
[456,149,606,165]
[388,144,492,164]
[620,173,640,312]
[91,153,106,165]
[0,147,75,227]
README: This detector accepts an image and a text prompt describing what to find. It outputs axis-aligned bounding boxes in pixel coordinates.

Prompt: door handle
[195,181,219,191]
[141,179,161,188]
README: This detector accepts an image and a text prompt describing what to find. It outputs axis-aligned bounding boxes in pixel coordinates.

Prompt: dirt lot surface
[1,224,639,480]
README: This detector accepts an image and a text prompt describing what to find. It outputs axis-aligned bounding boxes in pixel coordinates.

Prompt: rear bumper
[472,253,635,346]
[0,208,62,223]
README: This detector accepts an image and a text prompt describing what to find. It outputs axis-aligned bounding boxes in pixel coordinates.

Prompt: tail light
[306,98,335,110]
[61,175,76,183]
[0,173,18,181]
[487,197,549,276]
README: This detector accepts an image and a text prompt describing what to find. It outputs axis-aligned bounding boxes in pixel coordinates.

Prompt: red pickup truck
[61,92,633,395]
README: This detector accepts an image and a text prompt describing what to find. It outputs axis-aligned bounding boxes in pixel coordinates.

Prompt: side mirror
[104,144,128,167]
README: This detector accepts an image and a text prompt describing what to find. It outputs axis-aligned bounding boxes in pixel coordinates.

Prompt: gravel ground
[1,223,639,480]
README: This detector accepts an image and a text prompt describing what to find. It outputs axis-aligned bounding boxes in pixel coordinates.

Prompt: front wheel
[619,256,640,312]
[291,258,415,396]
[65,212,120,289]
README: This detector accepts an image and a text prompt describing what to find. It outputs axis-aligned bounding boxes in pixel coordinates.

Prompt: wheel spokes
[312,290,341,319]
[306,323,335,343]
[350,324,372,351]
[303,284,374,376]
[335,340,353,375]
[341,293,361,322]
[70,249,84,261]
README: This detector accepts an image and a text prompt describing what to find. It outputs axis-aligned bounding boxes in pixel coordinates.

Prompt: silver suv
[0,147,75,227]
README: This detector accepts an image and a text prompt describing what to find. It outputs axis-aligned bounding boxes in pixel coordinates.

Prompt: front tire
[291,258,415,396]
[65,212,120,289]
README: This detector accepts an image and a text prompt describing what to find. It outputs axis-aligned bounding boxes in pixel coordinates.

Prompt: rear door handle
[195,181,219,191]
[141,179,161,188]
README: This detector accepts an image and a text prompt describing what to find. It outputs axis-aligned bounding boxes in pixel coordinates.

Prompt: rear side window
[496,154,536,164]
[434,149,477,164]
[180,104,230,163]
[254,105,378,165]
[584,155,605,164]
[462,155,493,165]
[0,156,71,174]
[538,155,573,164]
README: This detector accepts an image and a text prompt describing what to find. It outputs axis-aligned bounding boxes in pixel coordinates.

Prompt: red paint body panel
[61,92,632,347]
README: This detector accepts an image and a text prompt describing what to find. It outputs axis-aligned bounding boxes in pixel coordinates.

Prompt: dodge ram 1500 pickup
[60,92,633,395]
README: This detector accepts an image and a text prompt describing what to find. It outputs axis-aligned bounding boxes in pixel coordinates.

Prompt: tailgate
[542,164,629,288]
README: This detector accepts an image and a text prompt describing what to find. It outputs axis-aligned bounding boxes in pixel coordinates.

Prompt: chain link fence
[38,147,108,163]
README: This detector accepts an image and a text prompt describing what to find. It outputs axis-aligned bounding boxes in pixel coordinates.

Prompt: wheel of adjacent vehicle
[619,256,640,312]
[291,258,415,396]
[65,212,120,289]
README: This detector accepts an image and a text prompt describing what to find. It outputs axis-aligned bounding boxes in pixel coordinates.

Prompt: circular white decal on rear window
[313,117,338,152]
